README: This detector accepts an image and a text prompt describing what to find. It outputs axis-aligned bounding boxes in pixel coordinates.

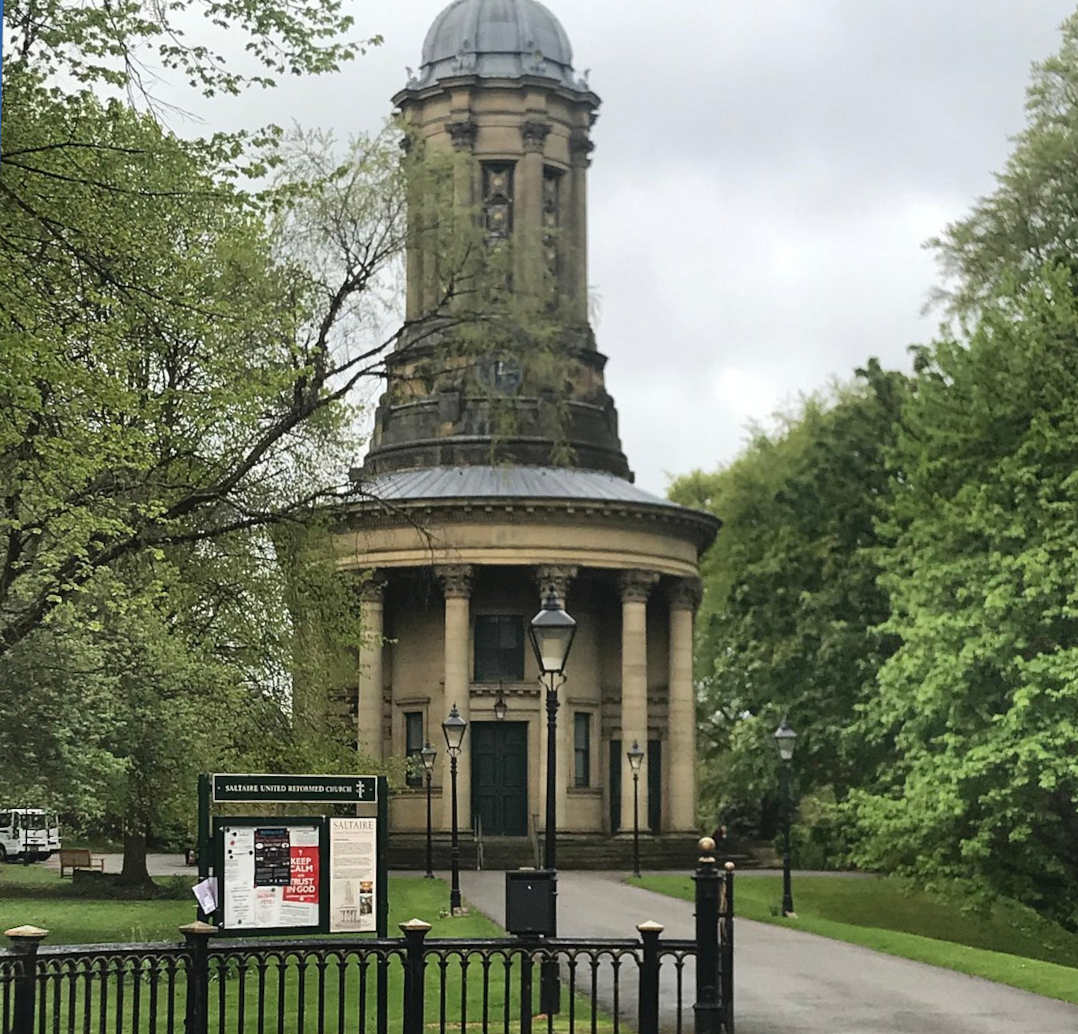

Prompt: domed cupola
[414,0,583,90]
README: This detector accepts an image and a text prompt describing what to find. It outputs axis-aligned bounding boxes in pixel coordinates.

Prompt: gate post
[637,921,663,1034]
[400,919,431,1034]
[180,921,217,1034]
[693,837,722,1034]
[722,862,735,1033]
[6,925,47,1034]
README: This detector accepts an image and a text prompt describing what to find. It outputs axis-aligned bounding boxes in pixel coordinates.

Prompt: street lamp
[529,592,577,872]
[443,704,467,913]
[421,741,437,880]
[773,716,797,917]
[627,740,645,878]
[493,690,508,722]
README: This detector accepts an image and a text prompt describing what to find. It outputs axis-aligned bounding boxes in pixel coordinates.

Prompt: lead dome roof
[414,0,583,89]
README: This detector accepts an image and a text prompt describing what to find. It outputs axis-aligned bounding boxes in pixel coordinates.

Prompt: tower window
[574,712,591,787]
[542,167,561,279]
[405,711,424,787]
[482,163,515,241]
[474,614,524,681]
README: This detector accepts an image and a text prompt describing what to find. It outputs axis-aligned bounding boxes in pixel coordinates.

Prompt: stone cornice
[336,493,720,554]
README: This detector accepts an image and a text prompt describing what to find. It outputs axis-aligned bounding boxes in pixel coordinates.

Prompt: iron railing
[1,848,733,1034]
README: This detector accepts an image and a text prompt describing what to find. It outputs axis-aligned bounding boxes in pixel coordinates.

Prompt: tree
[931,11,1078,315]
[849,266,1078,927]
[670,362,907,835]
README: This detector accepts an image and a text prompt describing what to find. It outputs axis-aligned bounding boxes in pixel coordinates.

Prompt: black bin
[505,869,557,936]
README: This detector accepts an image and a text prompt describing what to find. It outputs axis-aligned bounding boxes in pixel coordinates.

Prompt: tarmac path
[458,869,1078,1034]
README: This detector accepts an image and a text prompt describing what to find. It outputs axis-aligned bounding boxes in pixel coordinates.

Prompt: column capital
[436,564,474,599]
[534,564,577,604]
[356,571,386,604]
[667,577,702,611]
[569,129,595,167]
[522,120,552,153]
[446,119,477,152]
[619,569,659,604]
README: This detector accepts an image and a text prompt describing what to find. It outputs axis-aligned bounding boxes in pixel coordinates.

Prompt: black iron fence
[1,850,733,1034]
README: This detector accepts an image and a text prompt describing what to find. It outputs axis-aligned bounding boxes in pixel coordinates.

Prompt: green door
[471,722,528,836]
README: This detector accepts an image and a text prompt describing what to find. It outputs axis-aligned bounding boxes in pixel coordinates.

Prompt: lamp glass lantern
[529,593,577,675]
[493,693,508,722]
[626,740,645,772]
[773,717,797,762]
[443,703,467,755]
[420,741,437,773]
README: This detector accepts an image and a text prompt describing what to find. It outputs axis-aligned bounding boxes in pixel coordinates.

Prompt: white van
[0,809,61,861]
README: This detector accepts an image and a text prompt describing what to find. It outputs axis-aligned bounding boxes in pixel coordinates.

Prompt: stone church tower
[335,0,719,857]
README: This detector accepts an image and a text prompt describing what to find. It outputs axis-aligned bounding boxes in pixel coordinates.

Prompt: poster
[329,817,377,932]
[221,823,321,930]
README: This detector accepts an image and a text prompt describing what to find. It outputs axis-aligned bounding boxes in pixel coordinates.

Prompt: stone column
[534,565,577,837]
[619,570,658,832]
[667,578,701,831]
[437,564,473,830]
[518,120,551,300]
[356,575,385,762]
[568,128,594,325]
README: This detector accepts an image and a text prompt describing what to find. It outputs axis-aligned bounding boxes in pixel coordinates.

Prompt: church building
[334,0,719,858]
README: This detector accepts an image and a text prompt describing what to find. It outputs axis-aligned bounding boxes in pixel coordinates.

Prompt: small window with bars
[405,711,424,787]
[574,712,591,788]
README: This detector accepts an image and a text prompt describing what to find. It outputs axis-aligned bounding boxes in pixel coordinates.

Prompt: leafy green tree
[671,363,907,836]
[850,266,1078,926]
[931,11,1078,314]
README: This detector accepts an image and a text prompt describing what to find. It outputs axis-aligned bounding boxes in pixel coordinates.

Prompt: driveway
[458,870,1078,1034]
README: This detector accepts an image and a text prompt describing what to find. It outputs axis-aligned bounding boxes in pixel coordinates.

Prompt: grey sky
[193,1,1074,494]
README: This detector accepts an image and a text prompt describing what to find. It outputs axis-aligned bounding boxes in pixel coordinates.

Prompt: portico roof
[351,465,694,511]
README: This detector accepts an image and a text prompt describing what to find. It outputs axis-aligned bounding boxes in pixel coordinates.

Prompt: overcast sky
[190,0,1074,495]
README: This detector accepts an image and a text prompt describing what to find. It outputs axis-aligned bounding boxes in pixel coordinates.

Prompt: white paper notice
[329,818,377,932]
[192,876,218,914]
[221,823,321,930]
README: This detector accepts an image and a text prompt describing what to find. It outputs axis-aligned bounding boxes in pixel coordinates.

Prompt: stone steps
[387,832,757,872]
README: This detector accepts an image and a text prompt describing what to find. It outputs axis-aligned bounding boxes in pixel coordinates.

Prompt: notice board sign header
[212,774,377,804]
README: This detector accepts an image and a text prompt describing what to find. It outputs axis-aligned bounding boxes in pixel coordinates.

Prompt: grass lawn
[0,863,618,1032]
[631,872,1078,1005]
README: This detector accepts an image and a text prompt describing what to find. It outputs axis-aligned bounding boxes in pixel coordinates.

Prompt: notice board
[215,817,327,934]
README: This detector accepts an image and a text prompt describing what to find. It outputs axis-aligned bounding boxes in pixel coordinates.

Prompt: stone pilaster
[568,128,594,324]
[667,578,701,831]
[436,564,473,830]
[357,575,385,762]
[619,569,658,832]
[518,120,551,299]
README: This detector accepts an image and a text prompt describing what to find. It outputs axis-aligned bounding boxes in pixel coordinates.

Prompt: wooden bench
[58,848,105,878]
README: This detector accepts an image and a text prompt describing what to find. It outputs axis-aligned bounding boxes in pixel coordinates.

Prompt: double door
[471,722,528,836]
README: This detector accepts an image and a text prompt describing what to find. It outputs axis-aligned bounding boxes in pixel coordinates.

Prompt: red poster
[283,845,319,903]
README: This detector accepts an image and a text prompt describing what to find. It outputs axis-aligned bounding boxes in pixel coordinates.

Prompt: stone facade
[332,0,719,844]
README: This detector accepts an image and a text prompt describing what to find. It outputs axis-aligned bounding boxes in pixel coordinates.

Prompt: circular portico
[334,0,720,856]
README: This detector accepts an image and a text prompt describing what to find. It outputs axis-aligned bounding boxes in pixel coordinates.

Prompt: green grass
[0,865,618,1031]
[631,873,1078,1005]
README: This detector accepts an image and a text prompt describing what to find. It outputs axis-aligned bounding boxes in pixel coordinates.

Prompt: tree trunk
[119,828,152,886]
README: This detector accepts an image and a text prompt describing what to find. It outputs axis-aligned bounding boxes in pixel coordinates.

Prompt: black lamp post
[528,592,577,872]
[421,741,437,880]
[443,704,467,913]
[627,740,644,878]
[773,716,797,917]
